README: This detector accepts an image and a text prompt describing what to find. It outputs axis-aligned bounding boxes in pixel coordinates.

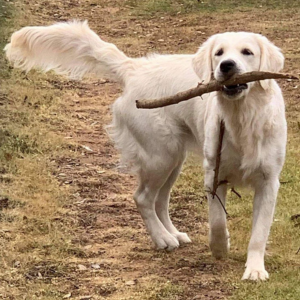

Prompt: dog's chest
[217,134,264,186]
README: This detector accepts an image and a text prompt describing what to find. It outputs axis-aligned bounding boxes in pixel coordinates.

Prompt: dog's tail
[4,21,135,85]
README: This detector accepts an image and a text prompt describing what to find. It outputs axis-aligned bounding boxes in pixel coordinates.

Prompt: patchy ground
[1,1,300,300]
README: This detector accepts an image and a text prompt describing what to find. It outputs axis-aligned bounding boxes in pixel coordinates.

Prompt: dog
[5,21,287,280]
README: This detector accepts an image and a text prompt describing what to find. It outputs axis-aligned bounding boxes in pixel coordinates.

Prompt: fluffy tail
[4,20,134,84]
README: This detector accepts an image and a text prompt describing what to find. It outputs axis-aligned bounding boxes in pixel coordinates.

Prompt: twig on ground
[136,71,298,109]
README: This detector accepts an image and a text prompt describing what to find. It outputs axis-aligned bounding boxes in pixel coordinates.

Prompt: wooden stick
[209,120,228,216]
[213,120,225,196]
[231,187,242,199]
[136,71,298,109]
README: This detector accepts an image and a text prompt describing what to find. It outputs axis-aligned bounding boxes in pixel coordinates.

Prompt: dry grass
[0,2,84,298]
[0,0,300,299]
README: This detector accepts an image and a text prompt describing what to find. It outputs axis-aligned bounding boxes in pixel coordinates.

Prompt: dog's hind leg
[155,157,192,245]
[133,160,182,251]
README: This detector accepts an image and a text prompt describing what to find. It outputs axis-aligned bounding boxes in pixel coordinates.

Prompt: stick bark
[136,71,298,109]
[209,120,228,215]
[213,120,225,196]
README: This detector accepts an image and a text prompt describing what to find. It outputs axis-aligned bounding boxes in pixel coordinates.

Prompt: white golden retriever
[5,21,287,281]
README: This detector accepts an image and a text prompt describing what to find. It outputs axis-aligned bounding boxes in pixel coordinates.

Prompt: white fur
[5,21,287,281]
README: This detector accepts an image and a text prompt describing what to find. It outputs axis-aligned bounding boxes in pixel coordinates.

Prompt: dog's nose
[220,60,236,73]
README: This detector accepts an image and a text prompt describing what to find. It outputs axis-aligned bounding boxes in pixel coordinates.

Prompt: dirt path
[48,74,230,299]
[20,2,234,297]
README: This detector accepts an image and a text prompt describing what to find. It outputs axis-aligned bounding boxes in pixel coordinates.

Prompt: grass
[124,0,300,15]
[132,281,184,300]
[1,0,300,299]
[0,1,83,298]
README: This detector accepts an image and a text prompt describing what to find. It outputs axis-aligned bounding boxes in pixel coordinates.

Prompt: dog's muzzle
[219,60,248,96]
[222,83,248,96]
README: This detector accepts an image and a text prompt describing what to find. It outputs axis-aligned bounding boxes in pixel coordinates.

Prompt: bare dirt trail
[26,2,233,297]
[45,74,230,299]
[48,75,230,299]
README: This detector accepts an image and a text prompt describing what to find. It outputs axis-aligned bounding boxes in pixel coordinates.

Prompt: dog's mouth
[222,83,248,96]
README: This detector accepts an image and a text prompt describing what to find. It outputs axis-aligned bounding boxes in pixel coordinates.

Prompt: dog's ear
[256,34,284,90]
[192,35,216,84]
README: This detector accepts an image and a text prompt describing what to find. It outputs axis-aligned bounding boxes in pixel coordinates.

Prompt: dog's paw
[209,230,230,259]
[172,232,192,244]
[210,244,229,260]
[154,233,180,251]
[242,267,269,281]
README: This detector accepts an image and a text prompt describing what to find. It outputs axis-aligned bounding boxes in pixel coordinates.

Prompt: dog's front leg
[205,167,229,259]
[242,179,280,281]
[204,116,229,259]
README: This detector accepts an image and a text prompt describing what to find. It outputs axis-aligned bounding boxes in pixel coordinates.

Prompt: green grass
[130,281,184,300]
[228,266,300,299]
[0,0,13,78]
[125,0,300,15]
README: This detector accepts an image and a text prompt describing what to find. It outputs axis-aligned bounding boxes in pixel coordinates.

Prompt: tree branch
[207,120,229,216]
[213,120,225,196]
[136,71,298,109]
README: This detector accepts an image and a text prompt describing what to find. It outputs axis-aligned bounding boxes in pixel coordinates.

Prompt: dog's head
[192,32,284,100]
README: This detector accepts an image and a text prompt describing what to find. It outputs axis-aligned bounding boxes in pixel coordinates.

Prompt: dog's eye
[241,48,253,56]
[215,49,224,56]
